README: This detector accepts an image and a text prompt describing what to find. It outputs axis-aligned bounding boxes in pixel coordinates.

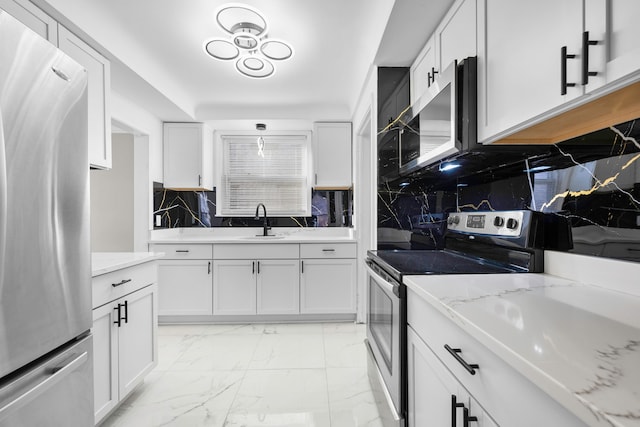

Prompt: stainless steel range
[364,210,571,427]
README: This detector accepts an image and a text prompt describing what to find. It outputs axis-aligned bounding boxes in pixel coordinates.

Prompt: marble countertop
[404,273,640,427]
[92,252,165,277]
[148,227,356,244]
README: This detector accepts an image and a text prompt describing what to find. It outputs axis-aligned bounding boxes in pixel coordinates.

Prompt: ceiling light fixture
[203,3,293,79]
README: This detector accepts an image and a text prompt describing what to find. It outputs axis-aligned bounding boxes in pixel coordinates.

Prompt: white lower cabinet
[257,259,300,315]
[212,260,256,315]
[407,287,585,427]
[299,243,357,314]
[149,244,214,317]
[151,241,356,320]
[157,259,213,315]
[92,270,157,425]
[408,326,496,427]
[300,258,356,314]
[213,259,300,315]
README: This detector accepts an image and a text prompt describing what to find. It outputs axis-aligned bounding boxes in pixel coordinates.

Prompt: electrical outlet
[155,215,162,227]
[637,215,640,227]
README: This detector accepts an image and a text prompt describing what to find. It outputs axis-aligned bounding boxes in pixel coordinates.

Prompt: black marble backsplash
[153,187,353,229]
[377,119,640,262]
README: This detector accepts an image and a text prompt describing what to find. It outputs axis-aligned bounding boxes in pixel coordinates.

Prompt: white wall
[110,91,164,250]
[90,133,134,251]
[351,65,379,323]
[111,92,163,183]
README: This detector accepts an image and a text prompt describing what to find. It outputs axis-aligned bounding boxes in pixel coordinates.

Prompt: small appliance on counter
[0,11,93,426]
[364,210,571,427]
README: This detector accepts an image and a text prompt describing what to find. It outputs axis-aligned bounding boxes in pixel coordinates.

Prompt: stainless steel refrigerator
[0,10,93,426]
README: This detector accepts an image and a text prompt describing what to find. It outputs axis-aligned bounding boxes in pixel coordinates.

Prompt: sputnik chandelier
[204,3,294,78]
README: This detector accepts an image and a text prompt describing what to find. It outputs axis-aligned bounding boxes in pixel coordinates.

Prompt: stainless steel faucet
[255,203,270,236]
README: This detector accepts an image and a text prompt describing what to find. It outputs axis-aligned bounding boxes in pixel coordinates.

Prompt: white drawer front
[300,243,356,258]
[215,243,299,260]
[92,262,157,309]
[149,243,213,259]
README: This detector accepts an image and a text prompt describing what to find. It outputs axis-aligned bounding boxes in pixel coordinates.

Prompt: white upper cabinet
[478,0,640,144]
[477,0,583,142]
[410,0,477,106]
[58,25,112,169]
[436,0,476,75]
[583,0,640,93]
[0,0,57,43]
[163,123,214,191]
[313,122,352,189]
[411,38,437,107]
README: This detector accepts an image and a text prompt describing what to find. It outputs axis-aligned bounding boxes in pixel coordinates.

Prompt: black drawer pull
[112,279,132,287]
[445,344,479,375]
[322,249,335,252]
[175,249,190,253]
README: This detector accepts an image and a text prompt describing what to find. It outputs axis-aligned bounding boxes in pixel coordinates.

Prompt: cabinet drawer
[299,243,356,258]
[215,243,299,260]
[407,287,584,427]
[149,243,213,259]
[93,262,157,309]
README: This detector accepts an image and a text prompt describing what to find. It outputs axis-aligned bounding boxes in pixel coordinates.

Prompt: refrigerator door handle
[0,351,88,420]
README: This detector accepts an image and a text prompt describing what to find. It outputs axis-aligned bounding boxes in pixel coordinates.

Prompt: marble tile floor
[101,322,384,427]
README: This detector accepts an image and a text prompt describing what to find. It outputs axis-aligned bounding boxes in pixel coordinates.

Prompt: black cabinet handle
[208,261,211,275]
[582,31,598,85]
[252,261,255,274]
[122,300,128,324]
[451,395,464,427]
[257,261,260,275]
[113,304,122,327]
[112,278,132,287]
[561,46,577,95]
[175,249,190,253]
[445,344,479,375]
[428,67,439,87]
[464,407,478,426]
[198,174,202,186]
[322,249,335,253]
[301,260,304,274]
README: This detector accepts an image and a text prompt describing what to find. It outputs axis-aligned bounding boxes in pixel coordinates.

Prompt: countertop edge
[147,238,358,244]
[92,252,165,277]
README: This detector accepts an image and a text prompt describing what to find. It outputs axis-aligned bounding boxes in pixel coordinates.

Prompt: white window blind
[218,134,311,216]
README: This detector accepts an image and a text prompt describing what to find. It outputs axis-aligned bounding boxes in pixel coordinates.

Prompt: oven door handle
[366,259,401,297]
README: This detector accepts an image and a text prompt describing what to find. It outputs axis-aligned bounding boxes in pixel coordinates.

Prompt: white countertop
[148,227,356,244]
[404,273,640,427]
[92,252,165,277]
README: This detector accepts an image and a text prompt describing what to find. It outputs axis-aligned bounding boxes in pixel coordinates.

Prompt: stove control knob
[506,218,519,230]
[494,216,505,227]
[452,215,460,225]
[447,216,453,225]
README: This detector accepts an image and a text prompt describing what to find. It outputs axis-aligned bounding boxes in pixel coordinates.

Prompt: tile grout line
[322,324,335,427]
[221,324,267,426]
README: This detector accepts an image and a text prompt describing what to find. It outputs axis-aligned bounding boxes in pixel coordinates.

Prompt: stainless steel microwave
[399,56,477,175]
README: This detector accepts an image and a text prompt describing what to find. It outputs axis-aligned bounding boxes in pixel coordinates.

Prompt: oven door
[365,259,403,425]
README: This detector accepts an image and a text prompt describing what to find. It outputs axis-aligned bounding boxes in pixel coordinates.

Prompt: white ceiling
[35,0,454,125]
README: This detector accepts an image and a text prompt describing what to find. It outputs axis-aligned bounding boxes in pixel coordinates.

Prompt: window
[217,132,312,217]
